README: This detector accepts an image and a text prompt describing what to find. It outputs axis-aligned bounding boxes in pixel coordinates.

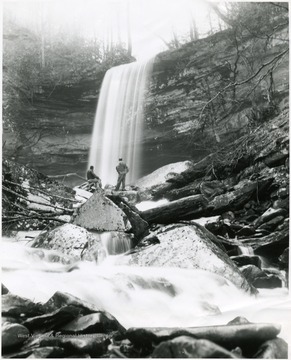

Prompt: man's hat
[119,158,123,161]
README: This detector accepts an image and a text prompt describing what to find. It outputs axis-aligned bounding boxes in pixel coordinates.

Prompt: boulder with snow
[31,223,99,262]
[127,223,256,294]
[136,161,192,190]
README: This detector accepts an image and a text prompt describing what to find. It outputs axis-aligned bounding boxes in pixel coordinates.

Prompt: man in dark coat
[115,158,129,191]
[87,166,102,188]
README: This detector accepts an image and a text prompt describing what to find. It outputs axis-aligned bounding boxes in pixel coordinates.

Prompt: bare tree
[127,1,132,57]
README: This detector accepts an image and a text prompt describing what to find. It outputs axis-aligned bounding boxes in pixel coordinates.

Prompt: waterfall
[238,245,254,255]
[88,59,154,186]
[99,232,132,258]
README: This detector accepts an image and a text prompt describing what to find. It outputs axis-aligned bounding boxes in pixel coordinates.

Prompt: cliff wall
[3,27,288,184]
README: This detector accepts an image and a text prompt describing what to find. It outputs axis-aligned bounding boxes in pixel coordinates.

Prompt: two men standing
[87,158,129,191]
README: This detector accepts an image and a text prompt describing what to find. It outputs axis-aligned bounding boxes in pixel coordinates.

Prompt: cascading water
[2,239,291,344]
[88,59,154,186]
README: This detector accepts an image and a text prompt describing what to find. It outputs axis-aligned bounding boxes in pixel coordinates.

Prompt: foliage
[191,2,289,146]
[2,15,133,160]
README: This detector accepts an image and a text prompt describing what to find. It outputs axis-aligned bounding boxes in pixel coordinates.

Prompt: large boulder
[136,161,192,190]
[240,265,282,289]
[73,188,131,232]
[31,223,98,262]
[60,312,125,334]
[253,338,288,359]
[2,323,30,350]
[127,224,256,294]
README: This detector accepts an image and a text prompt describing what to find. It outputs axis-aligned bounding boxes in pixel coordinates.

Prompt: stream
[1,237,290,345]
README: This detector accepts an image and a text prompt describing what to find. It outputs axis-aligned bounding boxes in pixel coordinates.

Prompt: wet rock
[254,208,287,227]
[126,322,281,353]
[277,187,289,199]
[3,348,34,358]
[60,312,125,334]
[253,275,282,289]
[236,225,256,237]
[31,223,97,262]
[39,333,110,357]
[43,291,100,314]
[127,224,256,294]
[240,265,266,281]
[253,337,288,359]
[239,227,288,258]
[151,336,238,358]
[278,247,289,267]
[263,152,288,168]
[227,316,251,325]
[257,216,285,232]
[26,346,65,358]
[73,188,131,232]
[231,255,262,269]
[2,293,44,318]
[2,317,19,325]
[22,305,83,332]
[2,283,9,295]
[273,197,289,210]
[2,323,30,350]
[240,265,282,289]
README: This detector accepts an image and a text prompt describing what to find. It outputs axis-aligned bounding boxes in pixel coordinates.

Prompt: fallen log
[140,195,208,224]
[126,322,281,355]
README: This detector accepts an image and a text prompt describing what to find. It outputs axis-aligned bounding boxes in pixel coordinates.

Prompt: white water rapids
[88,59,154,186]
[1,239,291,346]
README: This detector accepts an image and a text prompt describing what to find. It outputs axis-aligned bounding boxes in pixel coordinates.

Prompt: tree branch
[2,185,74,213]
[199,48,288,121]
[4,179,78,203]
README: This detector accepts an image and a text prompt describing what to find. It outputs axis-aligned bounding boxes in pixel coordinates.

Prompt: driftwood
[4,180,77,203]
[140,195,208,224]
[2,186,74,214]
[2,215,68,224]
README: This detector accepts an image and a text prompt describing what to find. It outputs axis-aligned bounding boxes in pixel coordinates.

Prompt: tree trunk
[127,1,132,57]
[140,195,208,224]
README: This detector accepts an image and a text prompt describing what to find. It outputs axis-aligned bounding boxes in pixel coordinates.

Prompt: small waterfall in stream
[88,58,154,186]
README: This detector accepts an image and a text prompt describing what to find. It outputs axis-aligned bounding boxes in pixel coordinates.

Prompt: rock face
[73,188,131,232]
[128,224,256,294]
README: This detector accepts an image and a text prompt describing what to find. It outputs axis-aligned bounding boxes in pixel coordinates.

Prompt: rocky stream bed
[1,111,290,358]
